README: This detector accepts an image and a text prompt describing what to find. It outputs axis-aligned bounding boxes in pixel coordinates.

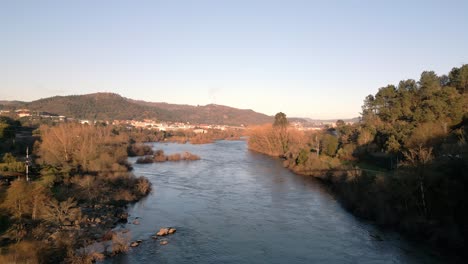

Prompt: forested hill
[0,93,273,125]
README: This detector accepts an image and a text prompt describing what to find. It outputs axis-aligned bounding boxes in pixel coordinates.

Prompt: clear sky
[1,0,467,119]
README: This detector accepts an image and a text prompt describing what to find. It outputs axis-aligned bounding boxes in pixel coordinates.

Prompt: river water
[106,140,443,264]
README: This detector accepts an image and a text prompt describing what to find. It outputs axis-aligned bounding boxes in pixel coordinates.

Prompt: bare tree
[43,197,81,226]
[403,145,433,218]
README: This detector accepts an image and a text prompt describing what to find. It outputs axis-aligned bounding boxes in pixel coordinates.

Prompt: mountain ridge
[0,92,359,125]
[0,93,273,125]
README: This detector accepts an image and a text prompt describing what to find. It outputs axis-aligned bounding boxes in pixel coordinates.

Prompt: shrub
[127,144,154,157]
[111,232,130,255]
[182,152,200,161]
[136,156,154,164]
[153,150,167,162]
[167,153,181,161]
[135,177,151,196]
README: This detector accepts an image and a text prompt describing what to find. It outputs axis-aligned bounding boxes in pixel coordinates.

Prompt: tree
[30,183,49,220]
[385,135,401,153]
[2,153,16,163]
[458,64,468,94]
[2,180,30,219]
[374,85,398,122]
[419,71,441,98]
[357,127,374,146]
[43,197,81,226]
[403,146,433,218]
[1,180,49,220]
[36,123,129,174]
[296,148,309,165]
[449,66,461,88]
[321,134,339,157]
[396,79,417,121]
[273,112,288,128]
[361,94,376,118]
[273,112,289,154]
[449,64,468,94]
[0,122,14,140]
[0,117,20,156]
[247,125,284,156]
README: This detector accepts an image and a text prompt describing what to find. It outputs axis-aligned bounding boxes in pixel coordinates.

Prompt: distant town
[0,108,356,132]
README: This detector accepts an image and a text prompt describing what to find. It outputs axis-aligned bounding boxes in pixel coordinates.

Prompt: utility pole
[25,147,30,181]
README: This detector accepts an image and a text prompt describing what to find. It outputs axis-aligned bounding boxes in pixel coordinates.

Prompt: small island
[136,150,201,164]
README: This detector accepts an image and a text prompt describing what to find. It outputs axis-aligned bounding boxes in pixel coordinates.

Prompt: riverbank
[104,140,444,264]
[0,123,153,263]
[248,145,465,262]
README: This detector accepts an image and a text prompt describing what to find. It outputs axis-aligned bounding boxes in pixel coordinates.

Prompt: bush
[135,177,151,196]
[153,150,167,162]
[127,144,154,157]
[111,232,130,255]
[182,152,201,161]
[136,156,154,164]
[136,150,200,163]
[167,153,181,161]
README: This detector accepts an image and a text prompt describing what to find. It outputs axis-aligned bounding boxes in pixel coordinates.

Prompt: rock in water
[168,228,176,234]
[130,241,139,247]
[160,240,168,245]
[156,228,169,236]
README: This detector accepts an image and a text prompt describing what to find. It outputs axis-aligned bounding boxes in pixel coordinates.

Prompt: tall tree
[419,71,441,98]
[371,85,399,122]
[458,64,468,94]
[449,64,468,94]
[273,112,288,128]
[273,112,289,154]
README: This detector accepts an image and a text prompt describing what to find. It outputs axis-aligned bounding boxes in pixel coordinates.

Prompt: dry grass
[111,232,130,255]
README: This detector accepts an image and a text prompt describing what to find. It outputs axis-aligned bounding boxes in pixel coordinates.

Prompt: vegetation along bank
[248,64,468,257]
[0,123,151,263]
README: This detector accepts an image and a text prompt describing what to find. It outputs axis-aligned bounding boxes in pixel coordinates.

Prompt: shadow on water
[104,140,446,264]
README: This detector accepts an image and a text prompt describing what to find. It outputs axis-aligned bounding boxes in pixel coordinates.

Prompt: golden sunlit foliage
[1,123,152,262]
[36,123,129,173]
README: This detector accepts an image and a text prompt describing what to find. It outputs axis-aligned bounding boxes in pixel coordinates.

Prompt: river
[105,140,443,264]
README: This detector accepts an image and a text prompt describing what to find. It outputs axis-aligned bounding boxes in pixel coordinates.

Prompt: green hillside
[2,93,273,125]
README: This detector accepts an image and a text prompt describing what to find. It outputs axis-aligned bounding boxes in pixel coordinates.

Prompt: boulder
[168,228,176,234]
[156,228,169,236]
[130,241,140,247]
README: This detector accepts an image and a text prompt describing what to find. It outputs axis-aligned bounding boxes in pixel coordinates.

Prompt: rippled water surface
[106,140,442,264]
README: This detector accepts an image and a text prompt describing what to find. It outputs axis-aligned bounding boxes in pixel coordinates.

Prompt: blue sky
[1,0,467,119]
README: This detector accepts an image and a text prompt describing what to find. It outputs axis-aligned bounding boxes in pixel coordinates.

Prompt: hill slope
[2,93,273,125]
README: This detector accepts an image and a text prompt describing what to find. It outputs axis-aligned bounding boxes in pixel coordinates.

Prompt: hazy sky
[1,0,467,118]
